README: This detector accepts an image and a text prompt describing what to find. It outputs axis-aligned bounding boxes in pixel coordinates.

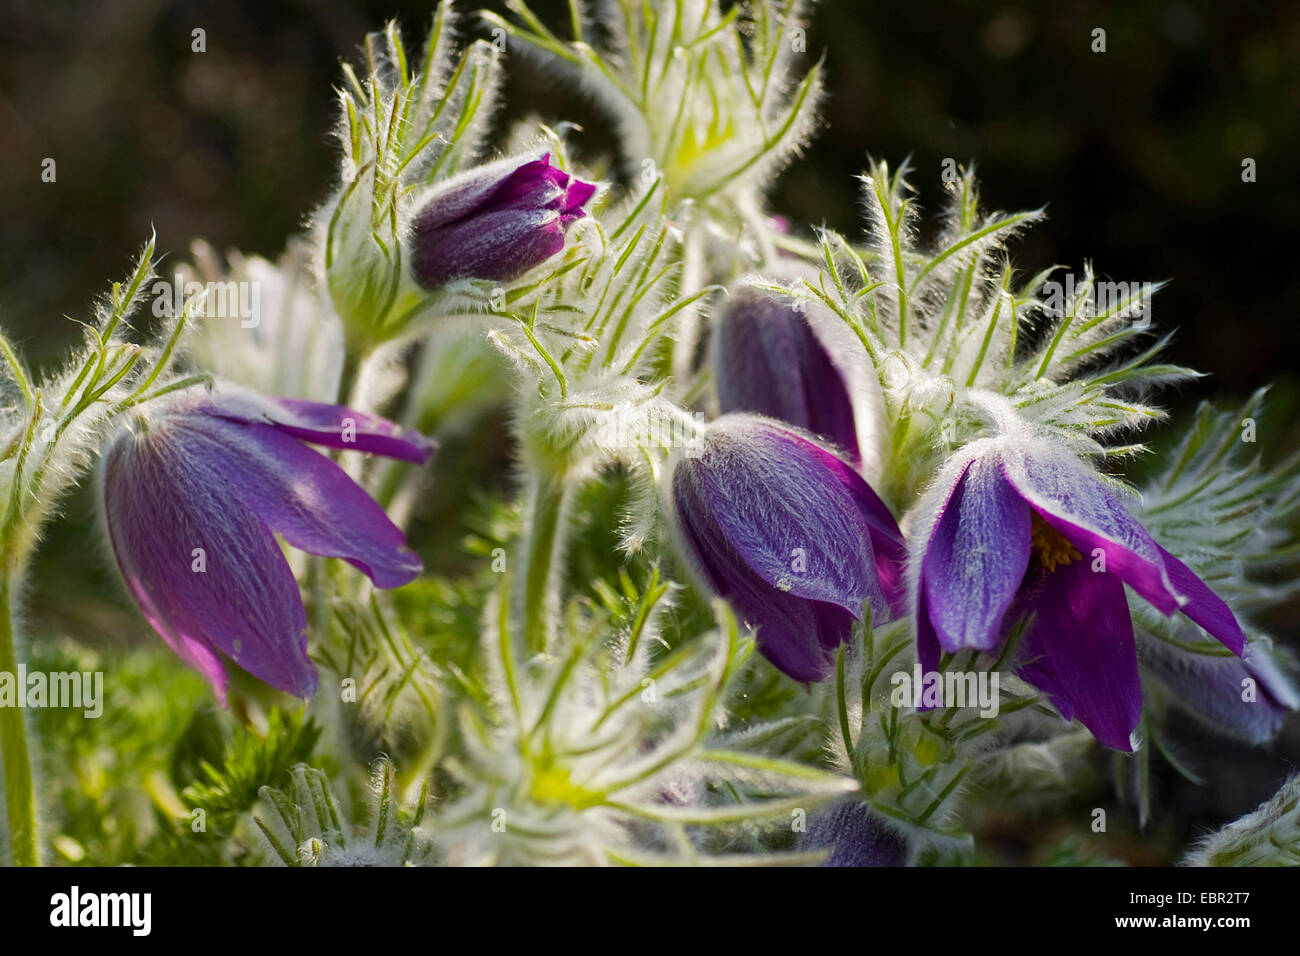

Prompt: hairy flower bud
[713,284,861,462]
[1140,630,1298,744]
[409,153,596,289]
[799,799,908,866]
[323,164,405,344]
[669,415,904,682]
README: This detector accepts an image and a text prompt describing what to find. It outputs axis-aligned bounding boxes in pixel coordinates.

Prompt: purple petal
[176,416,424,588]
[564,178,598,213]
[915,587,942,686]
[102,433,319,701]
[674,465,851,682]
[412,153,557,230]
[250,397,434,465]
[410,154,596,289]
[1012,558,1141,751]
[714,288,860,462]
[922,457,1032,652]
[800,799,908,867]
[1139,630,1296,744]
[672,417,895,681]
[477,156,567,214]
[686,419,887,617]
[1002,447,1180,615]
[413,209,567,287]
[1156,546,1245,656]
[197,391,435,465]
[813,439,906,614]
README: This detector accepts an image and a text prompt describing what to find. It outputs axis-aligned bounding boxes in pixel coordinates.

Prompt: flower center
[1030,512,1082,573]
[528,753,606,811]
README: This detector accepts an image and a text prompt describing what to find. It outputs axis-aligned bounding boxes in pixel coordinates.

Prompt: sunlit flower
[99,385,434,703]
[410,153,596,289]
[670,415,904,682]
[714,282,861,462]
[913,436,1245,750]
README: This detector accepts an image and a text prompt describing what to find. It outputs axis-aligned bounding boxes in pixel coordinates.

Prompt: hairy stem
[518,471,571,654]
[0,565,39,866]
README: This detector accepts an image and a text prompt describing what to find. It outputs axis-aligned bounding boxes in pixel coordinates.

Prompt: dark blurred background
[2,0,1298,859]
[2,0,1297,391]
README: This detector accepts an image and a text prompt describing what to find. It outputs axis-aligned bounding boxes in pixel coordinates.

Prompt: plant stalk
[519,471,571,654]
[0,566,39,866]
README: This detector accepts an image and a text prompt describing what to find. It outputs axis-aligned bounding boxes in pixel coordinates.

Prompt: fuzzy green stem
[0,567,39,866]
[519,472,571,654]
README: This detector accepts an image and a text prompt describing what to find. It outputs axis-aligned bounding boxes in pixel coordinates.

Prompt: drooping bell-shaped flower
[670,415,904,682]
[912,435,1246,751]
[410,153,597,289]
[99,385,435,704]
[713,284,861,462]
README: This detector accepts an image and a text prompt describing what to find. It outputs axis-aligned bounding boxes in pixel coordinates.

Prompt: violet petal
[714,287,861,462]
[177,416,424,589]
[922,457,1032,652]
[1002,448,1180,615]
[102,431,319,701]
[1156,545,1245,656]
[1012,558,1142,751]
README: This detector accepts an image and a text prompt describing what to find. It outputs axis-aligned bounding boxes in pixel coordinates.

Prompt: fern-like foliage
[1138,389,1300,616]
[484,0,822,215]
[431,591,851,864]
[1185,774,1300,866]
[182,709,322,829]
[777,160,1195,506]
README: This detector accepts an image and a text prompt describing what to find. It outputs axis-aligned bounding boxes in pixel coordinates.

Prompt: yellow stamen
[1030,512,1082,573]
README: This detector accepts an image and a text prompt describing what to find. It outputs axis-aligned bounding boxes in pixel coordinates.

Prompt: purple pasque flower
[410,152,597,289]
[798,798,908,867]
[1139,627,1297,744]
[670,414,905,682]
[913,435,1246,751]
[713,283,861,463]
[100,385,435,704]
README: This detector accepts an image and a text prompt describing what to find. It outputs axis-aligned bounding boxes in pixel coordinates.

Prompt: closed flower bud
[799,798,908,867]
[714,284,861,462]
[323,165,406,343]
[669,415,904,682]
[409,153,596,290]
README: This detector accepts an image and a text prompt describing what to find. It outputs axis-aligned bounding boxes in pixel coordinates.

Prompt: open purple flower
[713,284,860,462]
[671,415,904,682]
[913,437,1245,750]
[410,153,596,289]
[100,386,435,704]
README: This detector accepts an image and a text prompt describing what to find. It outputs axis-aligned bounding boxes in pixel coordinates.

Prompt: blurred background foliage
[1,0,1298,864]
